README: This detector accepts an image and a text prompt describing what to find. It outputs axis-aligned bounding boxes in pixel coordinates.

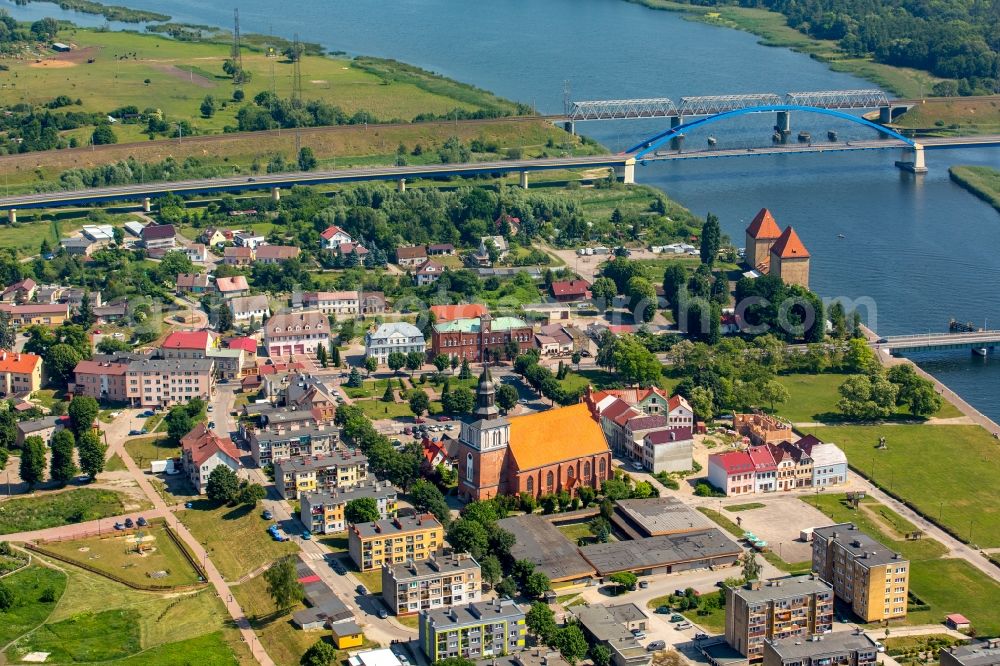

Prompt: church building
[456,367,611,502]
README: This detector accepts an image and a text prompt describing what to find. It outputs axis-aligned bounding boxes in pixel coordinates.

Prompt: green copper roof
[434,316,529,333]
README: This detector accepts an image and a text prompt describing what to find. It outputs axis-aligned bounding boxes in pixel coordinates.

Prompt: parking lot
[719,495,831,563]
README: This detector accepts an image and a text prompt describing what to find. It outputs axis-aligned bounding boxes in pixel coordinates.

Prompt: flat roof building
[418,598,526,662]
[579,528,741,576]
[349,514,444,572]
[763,632,879,666]
[382,553,481,616]
[940,640,1000,666]
[573,604,651,666]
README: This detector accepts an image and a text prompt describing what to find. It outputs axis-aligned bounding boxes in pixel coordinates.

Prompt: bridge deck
[880,330,1000,353]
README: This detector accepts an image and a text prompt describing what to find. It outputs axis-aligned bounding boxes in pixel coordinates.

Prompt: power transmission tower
[292,33,303,106]
[563,80,572,116]
[232,8,245,82]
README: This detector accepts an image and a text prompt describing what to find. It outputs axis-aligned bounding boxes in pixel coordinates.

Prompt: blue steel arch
[627,104,915,159]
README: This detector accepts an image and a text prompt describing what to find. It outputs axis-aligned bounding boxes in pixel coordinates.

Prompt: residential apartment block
[382,554,481,616]
[573,604,651,666]
[725,576,835,663]
[763,632,880,666]
[348,514,443,572]
[249,424,337,467]
[418,599,526,662]
[274,449,369,499]
[125,357,214,408]
[72,357,130,402]
[811,523,910,622]
[264,310,331,358]
[300,480,399,534]
[940,639,1000,666]
[0,351,44,396]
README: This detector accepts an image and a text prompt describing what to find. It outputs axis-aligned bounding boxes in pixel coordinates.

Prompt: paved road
[3,508,170,543]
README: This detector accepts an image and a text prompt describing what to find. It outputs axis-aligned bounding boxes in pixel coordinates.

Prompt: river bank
[949,166,1000,213]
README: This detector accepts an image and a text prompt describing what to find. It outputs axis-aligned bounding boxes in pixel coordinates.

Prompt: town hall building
[456,367,611,501]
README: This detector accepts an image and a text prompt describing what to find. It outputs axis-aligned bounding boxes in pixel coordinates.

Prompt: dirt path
[150,63,216,89]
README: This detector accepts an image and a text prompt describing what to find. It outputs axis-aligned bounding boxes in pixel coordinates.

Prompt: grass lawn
[883,634,964,656]
[0,219,82,255]
[806,425,1000,548]
[950,166,1000,213]
[397,614,421,629]
[801,493,948,562]
[125,435,179,468]
[105,453,127,472]
[723,502,765,512]
[0,488,130,535]
[7,608,142,663]
[178,499,298,581]
[30,389,60,410]
[774,373,961,423]
[355,568,384,594]
[344,378,397,400]
[0,566,67,646]
[318,531,349,553]
[355,398,414,420]
[231,573,317,666]
[110,632,240,666]
[683,590,726,634]
[556,522,595,543]
[905,559,1000,634]
[42,522,202,588]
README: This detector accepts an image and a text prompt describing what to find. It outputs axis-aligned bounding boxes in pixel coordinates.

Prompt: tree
[298,147,318,171]
[433,355,449,372]
[346,367,363,388]
[741,550,762,582]
[216,302,234,332]
[406,351,424,375]
[578,486,596,508]
[496,384,518,414]
[526,601,557,643]
[627,276,657,323]
[442,387,474,414]
[364,356,378,377]
[408,389,430,418]
[760,380,790,412]
[0,311,14,352]
[495,577,518,598]
[610,335,662,386]
[50,429,76,487]
[200,95,217,118]
[837,374,898,420]
[609,571,638,592]
[662,264,688,308]
[554,624,589,664]
[446,518,489,559]
[591,643,612,666]
[301,639,337,666]
[524,571,550,598]
[459,358,472,380]
[237,481,267,506]
[317,344,328,368]
[700,213,721,265]
[74,292,96,328]
[688,386,714,421]
[330,345,342,367]
[480,555,502,587]
[46,343,83,387]
[68,395,99,439]
[206,465,240,504]
[591,277,618,306]
[0,580,13,611]
[387,351,407,374]
[345,497,381,524]
[434,658,478,666]
[91,123,117,145]
[409,480,450,524]
[265,556,304,610]
[19,436,47,488]
[382,382,395,403]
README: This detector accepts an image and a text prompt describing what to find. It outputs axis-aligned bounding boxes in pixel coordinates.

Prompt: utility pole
[292,34,303,106]
[563,80,572,116]
[232,8,245,85]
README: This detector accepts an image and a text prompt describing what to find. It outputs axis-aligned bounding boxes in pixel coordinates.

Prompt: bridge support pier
[397,178,406,193]
[6,209,15,224]
[563,121,576,135]
[670,116,684,151]
[519,171,529,189]
[879,105,892,124]
[895,144,927,174]
[142,197,151,213]
[775,111,791,141]
[615,159,636,185]
[271,186,281,202]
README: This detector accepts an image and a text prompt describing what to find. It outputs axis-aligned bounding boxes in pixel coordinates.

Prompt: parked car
[113,522,124,530]
[669,614,685,623]
[631,461,644,471]
[694,633,709,641]
[301,531,312,540]
[378,608,388,619]
[208,421,216,429]
[124,518,134,529]
[639,580,649,589]
[356,584,367,595]
[675,621,692,630]
[139,428,148,435]
[436,415,451,422]
[647,641,666,652]
[262,510,273,520]
[654,606,670,614]
[184,502,194,509]
[136,516,148,527]
[128,429,141,436]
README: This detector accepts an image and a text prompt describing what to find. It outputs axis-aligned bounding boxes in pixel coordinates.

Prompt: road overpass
[878,330,1000,355]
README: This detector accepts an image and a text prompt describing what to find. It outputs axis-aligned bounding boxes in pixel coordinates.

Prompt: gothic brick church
[456,367,611,501]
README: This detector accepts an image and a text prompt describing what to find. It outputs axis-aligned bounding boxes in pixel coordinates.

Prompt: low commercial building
[274,449,368,499]
[331,622,365,650]
[763,631,880,666]
[348,514,444,572]
[579,528,741,576]
[610,497,716,538]
[418,599,526,662]
[16,415,66,447]
[0,351,44,395]
[812,523,909,623]
[497,514,596,583]
[573,604,651,666]
[725,576,835,663]
[250,424,337,467]
[382,553,481,616]
[940,639,1000,666]
[0,303,68,327]
[291,556,354,629]
[300,481,399,534]
[364,322,426,364]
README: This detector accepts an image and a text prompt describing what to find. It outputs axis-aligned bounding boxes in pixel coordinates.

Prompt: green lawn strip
[6,608,141,663]
[355,399,414,420]
[556,522,595,543]
[949,166,1000,213]
[683,590,726,634]
[317,532,349,553]
[105,453,128,472]
[883,634,964,657]
[125,435,180,469]
[397,614,420,629]
[774,373,961,423]
[0,566,67,646]
[107,631,240,666]
[355,569,384,594]
[903,559,1000,635]
[697,507,808,574]
[0,489,129,535]
[801,493,948,562]
[41,522,202,588]
[231,573,318,666]
[723,502,765,512]
[178,500,297,582]
[806,425,1000,548]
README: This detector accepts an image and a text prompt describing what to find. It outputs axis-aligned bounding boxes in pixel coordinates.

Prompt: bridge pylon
[615,158,636,185]
[670,116,684,151]
[895,143,927,174]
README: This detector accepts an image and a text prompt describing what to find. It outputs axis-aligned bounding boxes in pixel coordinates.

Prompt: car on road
[331,561,346,575]
[378,608,388,619]
[356,584,367,595]
[436,415,451,422]
[262,510,273,520]
[208,421,216,429]
[113,522,124,530]
[631,461,644,471]
[301,530,312,540]
[140,428,148,435]
[877,337,888,344]
[646,641,666,652]
[669,614,684,622]
[694,633,709,641]
[639,580,649,589]
[875,642,885,653]
[207,405,213,412]
[184,502,194,509]
[128,429,141,436]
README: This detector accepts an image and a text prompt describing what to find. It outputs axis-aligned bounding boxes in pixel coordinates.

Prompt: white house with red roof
[708,437,845,496]
[161,330,218,358]
[216,276,250,299]
[414,259,444,286]
[320,225,353,250]
[707,449,757,496]
[181,423,241,494]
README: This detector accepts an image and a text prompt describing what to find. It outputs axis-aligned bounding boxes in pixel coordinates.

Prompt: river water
[6,0,1000,420]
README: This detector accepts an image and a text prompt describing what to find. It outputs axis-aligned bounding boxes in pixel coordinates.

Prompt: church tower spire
[474,364,499,420]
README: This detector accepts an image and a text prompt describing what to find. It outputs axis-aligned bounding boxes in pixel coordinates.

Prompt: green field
[723,502,765,512]
[0,488,132,535]
[906,559,1000,634]
[0,566,68,646]
[774,372,962,423]
[42,522,203,588]
[231,573,317,666]
[807,425,1000,548]
[355,398,415,420]
[178,499,297,581]
[317,531,349,553]
[949,166,1000,213]
[125,434,180,468]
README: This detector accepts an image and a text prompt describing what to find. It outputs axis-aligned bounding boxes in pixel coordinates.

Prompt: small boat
[797,131,811,143]
[707,136,717,147]
[837,234,846,239]
[771,131,782,143]
[973,348,989,357]
[828,130,838,142]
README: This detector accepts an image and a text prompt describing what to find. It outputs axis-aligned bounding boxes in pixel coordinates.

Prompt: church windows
[526,477,534,494]
[567,466,575,480]
[599,458,607,480]
[466,453,474,482]
[584,461,591,480]
[546,471,554,493]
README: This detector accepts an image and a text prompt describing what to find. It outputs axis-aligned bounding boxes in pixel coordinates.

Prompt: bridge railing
[785,89,889,109]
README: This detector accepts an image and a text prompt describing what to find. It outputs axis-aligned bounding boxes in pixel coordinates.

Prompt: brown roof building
[769,226,810,289]
[744,208,782,272]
